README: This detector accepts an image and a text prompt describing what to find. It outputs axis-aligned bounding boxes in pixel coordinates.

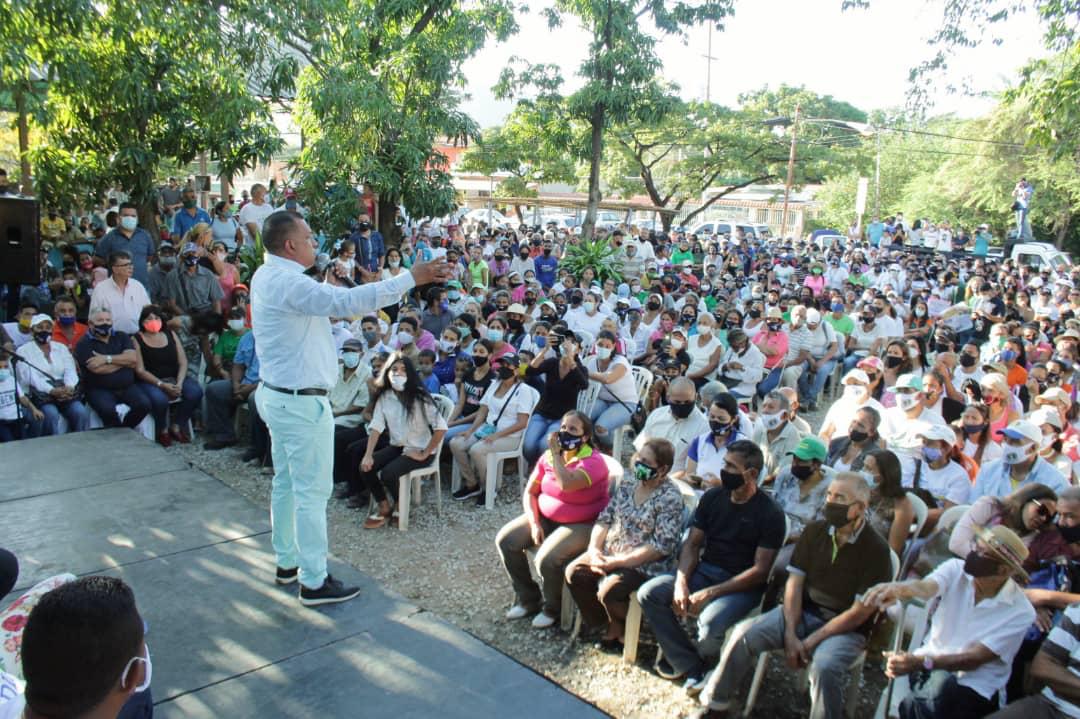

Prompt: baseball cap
[1036,387,1072,408]
[805,309,822,324]
[917,425,956,444]
[998,419,1041,446]
[1030,406,1063,430]
[447,280,462,290]
[857,356,884,373]
[342,338,364,351]
[765,307,783,320]
[30,313,53,327]
[889,374,923,393]
[787,436,827,463]
[182,242,199,255]
[842,369,870,386]
[507,303,527,315]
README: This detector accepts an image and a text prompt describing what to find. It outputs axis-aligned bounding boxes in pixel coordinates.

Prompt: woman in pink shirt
[753,307,789,394]
[496,410,610,629]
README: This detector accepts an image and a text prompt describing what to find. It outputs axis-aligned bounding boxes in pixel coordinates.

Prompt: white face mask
[342,351,361,368]
[397,330,414,345]
[439,338,457,353]
[1041,434,1056,450]
[698,325,713,337]
[908,346,920,359]
[670,338,685,351]
[762,412,784,430]
[389,260,400,269]
[583,301,596,313]
[843,384,865,401]
[596,346,613,360]
[228,319,246,332]
[896,393,920,412]
[389,375,407,391]
[1002,444,1030,465]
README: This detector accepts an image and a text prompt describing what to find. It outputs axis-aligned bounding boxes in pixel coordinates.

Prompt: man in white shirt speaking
[251,211,452,606]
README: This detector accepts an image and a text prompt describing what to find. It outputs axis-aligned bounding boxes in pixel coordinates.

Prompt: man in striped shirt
[989,603,1080,718]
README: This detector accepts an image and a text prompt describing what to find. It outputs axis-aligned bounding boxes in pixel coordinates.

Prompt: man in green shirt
[671,237,695,267]
[824,302,854,343]
[847,267,871,288]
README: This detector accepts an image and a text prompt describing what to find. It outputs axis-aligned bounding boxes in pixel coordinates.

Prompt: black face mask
[709,419,733,436]
[1058,522,1080,544]
[962,550,1001,578]
[496,366,515,380]
[848,429,869,444]
[570,296,582,306]
[749,309,761,319]
[720,469,745,491]
[558,431,584,451]
[472,355,488,367]
[91,323,112,337]
[669,401,694,419]
[884,355,903,369]
[790,463,814,481]
[646,300,661,311]
[823,501,851,528]
[959,354,977,368]
[507,318,523,332]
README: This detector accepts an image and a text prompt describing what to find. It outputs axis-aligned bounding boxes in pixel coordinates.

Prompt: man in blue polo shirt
[866,216,884,248]
[534,239,558,289]
[93,204,156,287]
[73,307,151,429]
[170,186,211,242]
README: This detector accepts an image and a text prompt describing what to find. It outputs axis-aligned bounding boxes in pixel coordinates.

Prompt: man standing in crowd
[94,203,156,287]
[238,183,274,246]
[250,210,451,606]
[170,186,211,243]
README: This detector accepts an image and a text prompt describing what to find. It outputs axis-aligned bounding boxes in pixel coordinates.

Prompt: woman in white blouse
[15,314,89,434]
[685,313,723,387]
[358,353,448,529]
[585,330,639,453]
[449,352,539,503]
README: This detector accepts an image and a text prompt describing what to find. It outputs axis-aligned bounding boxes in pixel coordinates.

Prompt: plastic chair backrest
[601,453,624,489]
[576,381,601,415]
[890,548,901,580]
[937,504,970,535]
[674,479,700,513]
[576,330,595,354]
[432,393,455,420]
[631,366,654,402]
[905,492,929,540]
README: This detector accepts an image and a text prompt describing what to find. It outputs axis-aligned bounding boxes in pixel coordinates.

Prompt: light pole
[780,103,800,239]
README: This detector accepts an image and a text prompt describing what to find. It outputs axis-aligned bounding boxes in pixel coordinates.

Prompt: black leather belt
[262,382,328,397]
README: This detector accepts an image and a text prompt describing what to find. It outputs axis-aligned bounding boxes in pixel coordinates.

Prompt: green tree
[275,0,517,241]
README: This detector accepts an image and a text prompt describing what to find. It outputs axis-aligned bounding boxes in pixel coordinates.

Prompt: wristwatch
[922,655,934,671]
[106,355,113,365]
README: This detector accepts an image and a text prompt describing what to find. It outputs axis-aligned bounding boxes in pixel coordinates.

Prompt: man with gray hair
[694,473,893,719]
[238,183,274,247]
[752,390,808,477]
[635,376,710,473]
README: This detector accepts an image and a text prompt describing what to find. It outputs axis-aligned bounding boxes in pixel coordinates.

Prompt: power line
[875,123,1026,148]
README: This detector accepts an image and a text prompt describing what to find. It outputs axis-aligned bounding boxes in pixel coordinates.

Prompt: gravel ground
[166,401,886,718]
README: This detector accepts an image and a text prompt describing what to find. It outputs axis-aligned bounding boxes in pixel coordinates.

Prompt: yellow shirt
[40,216,66,239]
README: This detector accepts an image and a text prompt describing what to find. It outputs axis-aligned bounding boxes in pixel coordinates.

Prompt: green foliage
[559,237,624,283]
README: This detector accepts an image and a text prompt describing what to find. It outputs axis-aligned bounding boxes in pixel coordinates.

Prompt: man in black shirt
[638,440,785,691]
[73,308,150,428]
[695,473,892,719]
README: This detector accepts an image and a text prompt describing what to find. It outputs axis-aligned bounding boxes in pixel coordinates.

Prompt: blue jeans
[443,423,473,443]
[589,397,632,451]
[842,354,864,374]
[900,669,998,719]
[254,386,334,591]
[523,413,561,466]
[41,399,90,435]
[798,357,837,404]
[757,366,782,397]
[637,562,765,677]
[141,378,203,431]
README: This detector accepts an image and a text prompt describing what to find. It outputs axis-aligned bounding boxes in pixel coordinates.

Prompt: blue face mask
[921,446,944,463]
[534,335,546,349]
[487,328,504,343]
[0,369,10,382]
[448,290,461,301]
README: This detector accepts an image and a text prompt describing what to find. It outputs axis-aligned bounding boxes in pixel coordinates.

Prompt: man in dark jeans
[72,308,150,429]
[204,328,267,457]
[637,440,786,693]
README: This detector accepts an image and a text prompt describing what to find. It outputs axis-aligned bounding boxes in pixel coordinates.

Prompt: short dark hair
[108,251,132,267]
[727,439,764,475]
[23,576,143,717]
[138,304,163,324]
[262,210,302,253]
[118,202,137,213]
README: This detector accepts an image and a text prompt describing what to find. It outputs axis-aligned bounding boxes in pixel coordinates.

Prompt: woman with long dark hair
[863,448,916,556]
[356,353,447,529]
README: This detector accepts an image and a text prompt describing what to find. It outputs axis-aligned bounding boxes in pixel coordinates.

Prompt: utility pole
[873,129,881,217]
[780,103,800,239]
[702,23,717,103]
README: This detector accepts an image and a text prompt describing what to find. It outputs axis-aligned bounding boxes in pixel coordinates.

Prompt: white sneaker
[531,611,557,629]
[504,605,531,620]
[683,671,710,697]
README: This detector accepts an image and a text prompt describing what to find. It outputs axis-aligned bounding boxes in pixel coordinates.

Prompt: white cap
[998,419,1042,446]
[842,369,869,385]
[1030,407,1064,431]
[917,424,956,444]
[805,308,822,324]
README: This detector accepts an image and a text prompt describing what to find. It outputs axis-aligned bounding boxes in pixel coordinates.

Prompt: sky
[459,0,1048,128]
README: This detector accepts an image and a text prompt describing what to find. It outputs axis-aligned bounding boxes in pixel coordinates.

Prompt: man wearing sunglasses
[864,525,1035,719]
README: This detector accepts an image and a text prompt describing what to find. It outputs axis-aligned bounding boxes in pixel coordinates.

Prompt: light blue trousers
[254,386,333,590]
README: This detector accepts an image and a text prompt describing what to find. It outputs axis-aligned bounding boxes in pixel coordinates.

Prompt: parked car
[462,208,511,228]
[1009,241,1072,274]
[690,221,762,240]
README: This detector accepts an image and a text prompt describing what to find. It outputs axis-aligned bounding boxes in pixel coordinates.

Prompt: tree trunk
[1055,210,1071,249]
[15,85,32,195]
[514,204,524,223]
[661,214,673,233]
[377,196,401,248]
[582,106,605,241]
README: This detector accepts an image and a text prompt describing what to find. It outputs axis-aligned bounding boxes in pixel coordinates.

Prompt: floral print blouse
[597,479,685,576]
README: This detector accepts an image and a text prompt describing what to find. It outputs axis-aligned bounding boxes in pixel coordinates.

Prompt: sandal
[363,502,393,529]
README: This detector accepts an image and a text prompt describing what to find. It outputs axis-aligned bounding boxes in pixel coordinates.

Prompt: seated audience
[132,304,203,445]
[73,308,150,429]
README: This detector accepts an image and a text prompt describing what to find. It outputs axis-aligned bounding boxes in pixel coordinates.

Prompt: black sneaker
[452,485,482,501]
[299,575,361,607]
[655,656,685,681]
[275,566,299,585]
[240,449,262,463]
[474,491,487,507]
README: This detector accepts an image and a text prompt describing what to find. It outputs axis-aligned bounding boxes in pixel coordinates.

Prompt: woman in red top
[495,410,610,629]
[50,296,87,350]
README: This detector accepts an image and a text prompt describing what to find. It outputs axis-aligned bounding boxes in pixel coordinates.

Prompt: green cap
[787,436,827,463]
[447,280,463,289]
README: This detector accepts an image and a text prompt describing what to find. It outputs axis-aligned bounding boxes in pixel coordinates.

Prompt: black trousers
[354,445,433,503]
[84,385,151,428]
[333,425,368,486]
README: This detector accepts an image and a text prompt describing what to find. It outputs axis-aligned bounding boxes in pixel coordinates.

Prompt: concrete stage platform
[0,429,608,719]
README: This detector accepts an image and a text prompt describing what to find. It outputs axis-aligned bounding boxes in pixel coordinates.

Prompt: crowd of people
[8,179,1080,719]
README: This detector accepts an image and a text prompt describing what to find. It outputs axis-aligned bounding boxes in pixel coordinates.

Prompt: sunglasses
[1032,499,1058,522]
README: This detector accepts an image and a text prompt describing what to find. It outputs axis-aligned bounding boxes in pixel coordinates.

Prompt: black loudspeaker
[0,196,40,284]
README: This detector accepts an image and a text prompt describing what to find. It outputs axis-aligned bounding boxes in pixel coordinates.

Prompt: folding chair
[396,394,454,531]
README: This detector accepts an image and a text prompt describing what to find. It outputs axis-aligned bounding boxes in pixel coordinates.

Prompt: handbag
[475,383,521,440]
[1024,558,1072,641]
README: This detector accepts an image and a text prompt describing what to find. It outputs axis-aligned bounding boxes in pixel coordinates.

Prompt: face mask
[58,315,76,326]
[647,300,661,311]
[583,301,596,313]
[558,431,584,451]
[720,469,745,491]
[487,328,504,343]
[360,330,378,345]
[228,319,246,332]
[709,419,734,436]
[861,316,875,326]
[697,325,713,338]
[1041,434,1056,450]
[896,393,920,412]
[61,278,77,290]
[908,346,920,359]
[962,550,1000,578]
[1058,522,1080,544]
[842,384,864,401]
[1002,444,1030,465]
[157,255,177,270]
[823,501,852,528]
[766,321,782,331]
[921,446,944,463]
[761,412,783,430]
[120,216,138,231]
[670,338,685,351]
[183,257,199,268]
[669,402,693,419]
[439,338,457,353]
[849,429,869,444]
[595,346,613,361]
[182,198,196,209]
[397,331,414,345]
[0,369,9,382]
[389,260,400,269]
[914,308,926,318]
[389,375,407,391]
[681,314,695,325]
[633,461,657,482]
[955,352,974,368]
[120,644,153,694]
[91,323,112,337]
[33,330,51,344]
[791,463,814,481]
[342,351,361,368]
[472,355,489,367]
[142,318,163,334]
[884,355,903,369]
[962,423,986,436]
[448,290,461,301]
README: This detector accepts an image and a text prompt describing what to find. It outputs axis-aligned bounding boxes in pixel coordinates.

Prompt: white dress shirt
[634,405,710,471]
[251,253,415,391]
[88,277,151,335]
[15,341,79,394]
[916,558,1034,700]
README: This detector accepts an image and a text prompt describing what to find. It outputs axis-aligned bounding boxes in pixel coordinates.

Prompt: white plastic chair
[873,600,932,719]
[937,504,970,533]
[742,548,900,718]
[396,394,454,532]
[482,430,527,510]
[905,491,929,543]
[576,380,601,417]
[611,367,654,463]
[73,406,155,440]
[575,329,595,355]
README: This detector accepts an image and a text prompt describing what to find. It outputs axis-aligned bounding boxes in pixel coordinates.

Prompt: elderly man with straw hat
[863,524,1036,719]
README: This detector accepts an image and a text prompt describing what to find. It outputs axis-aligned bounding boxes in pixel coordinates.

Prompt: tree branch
[410,0,446,38]
[680,174,777,227]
